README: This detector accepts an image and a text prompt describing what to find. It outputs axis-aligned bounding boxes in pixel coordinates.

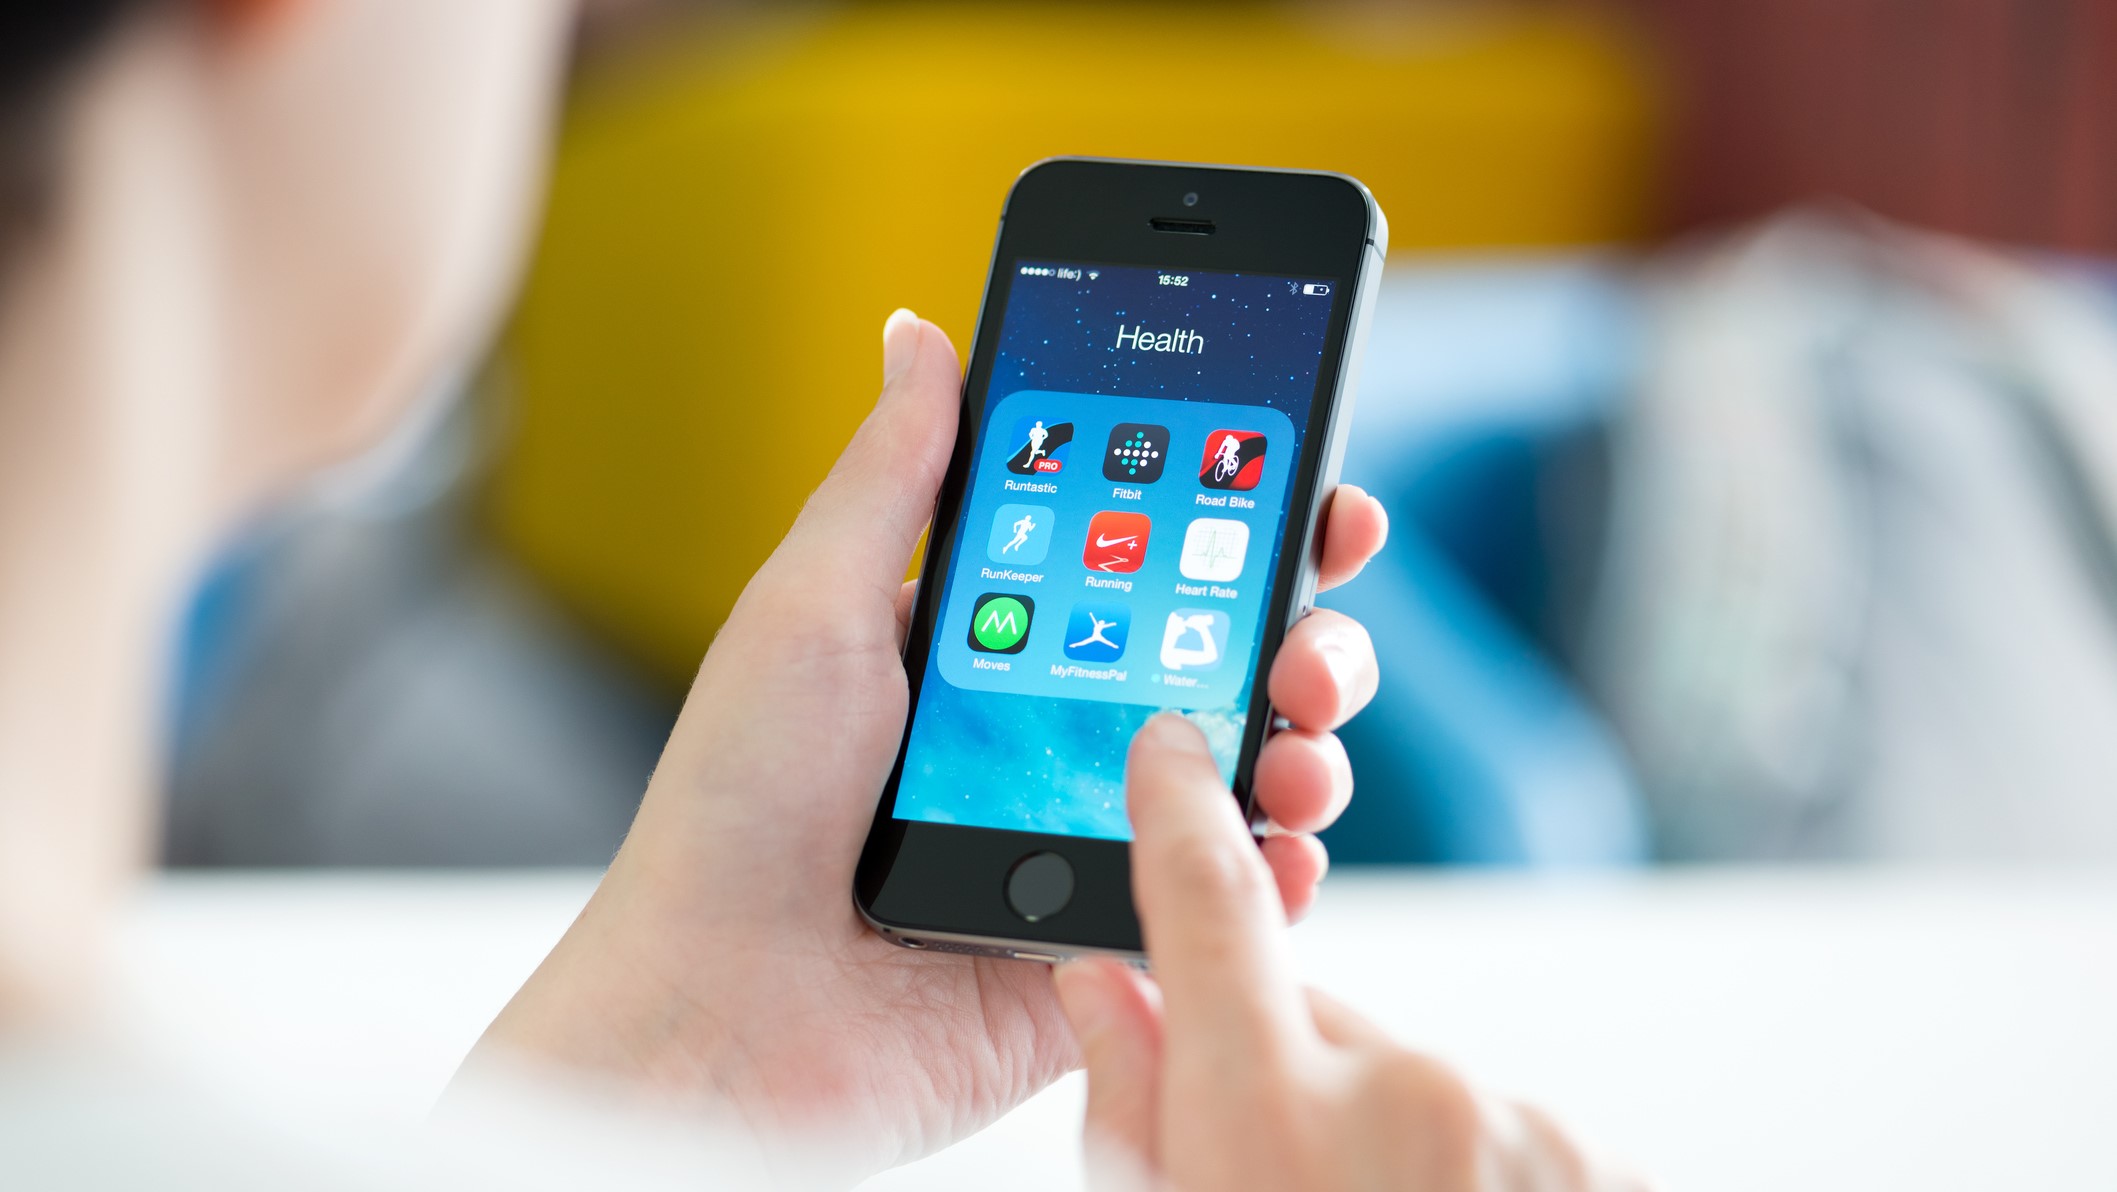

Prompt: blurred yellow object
[490,3,1659,682]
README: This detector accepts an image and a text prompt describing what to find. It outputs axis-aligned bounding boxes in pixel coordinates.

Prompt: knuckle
[1156,833,1270,904]
[1366,1051,1486,1183]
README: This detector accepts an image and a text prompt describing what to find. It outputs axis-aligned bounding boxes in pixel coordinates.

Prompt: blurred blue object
[169,257,1654,868]
[1320,258,1650,865]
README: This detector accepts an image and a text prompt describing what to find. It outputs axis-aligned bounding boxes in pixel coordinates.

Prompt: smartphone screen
[892,259,1339,840]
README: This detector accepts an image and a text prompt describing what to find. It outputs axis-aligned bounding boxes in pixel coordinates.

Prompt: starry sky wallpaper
[893,259,1338,840]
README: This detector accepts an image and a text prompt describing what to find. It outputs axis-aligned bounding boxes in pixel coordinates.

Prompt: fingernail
[881,308,921,387]
[1140,711,1208,755]
[1317,631,1364,697]
[1055,961,1115,1036]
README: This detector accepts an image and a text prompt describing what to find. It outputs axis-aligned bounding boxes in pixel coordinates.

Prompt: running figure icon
[1002,510,1037,554]
[986,503,1053,565]
[1005,417,1073,475]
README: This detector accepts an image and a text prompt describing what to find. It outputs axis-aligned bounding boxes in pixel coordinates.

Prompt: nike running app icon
[967,593,1034,654]
[1082,511,1151,573]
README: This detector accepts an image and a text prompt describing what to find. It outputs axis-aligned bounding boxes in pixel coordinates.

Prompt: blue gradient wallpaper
[894,260,1337,839]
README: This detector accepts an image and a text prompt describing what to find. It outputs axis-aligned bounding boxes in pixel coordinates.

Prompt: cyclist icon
[1210,433,1243,483]
[1199,429,1265,490]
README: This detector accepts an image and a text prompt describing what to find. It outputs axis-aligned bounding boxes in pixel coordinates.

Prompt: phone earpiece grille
[1148,217,1217,235]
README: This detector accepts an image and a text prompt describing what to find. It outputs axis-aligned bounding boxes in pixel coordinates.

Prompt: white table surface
[114,869,2117,1191]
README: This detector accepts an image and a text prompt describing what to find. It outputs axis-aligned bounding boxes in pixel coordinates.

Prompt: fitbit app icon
[1103,423,1168,482]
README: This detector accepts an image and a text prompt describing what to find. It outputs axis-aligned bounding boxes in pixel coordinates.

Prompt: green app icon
[968,593,1034,654]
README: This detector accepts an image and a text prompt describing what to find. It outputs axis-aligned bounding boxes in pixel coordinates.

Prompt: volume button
[1294,571,1319,621]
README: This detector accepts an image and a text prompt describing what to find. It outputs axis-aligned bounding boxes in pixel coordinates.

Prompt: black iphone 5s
[855,159,1386,959]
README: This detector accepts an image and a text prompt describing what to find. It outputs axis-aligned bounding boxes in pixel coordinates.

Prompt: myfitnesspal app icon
[1062,602,1131,663]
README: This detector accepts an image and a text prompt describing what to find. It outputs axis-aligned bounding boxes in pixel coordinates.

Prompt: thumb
[1054,958,1165,1178]
[772,308,961,595]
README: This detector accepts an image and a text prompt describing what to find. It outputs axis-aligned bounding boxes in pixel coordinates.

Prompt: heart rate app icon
[1199,429,1267,490]
[1179,517,1250,582]
[1082,511,1151,573]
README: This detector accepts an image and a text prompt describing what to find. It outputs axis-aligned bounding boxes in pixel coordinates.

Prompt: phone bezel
[854,159,1382,956]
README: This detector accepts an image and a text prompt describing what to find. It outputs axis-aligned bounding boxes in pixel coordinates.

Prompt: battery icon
[1301,283,1331,296]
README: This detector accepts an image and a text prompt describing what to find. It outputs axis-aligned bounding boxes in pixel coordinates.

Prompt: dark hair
[1,2,144,264]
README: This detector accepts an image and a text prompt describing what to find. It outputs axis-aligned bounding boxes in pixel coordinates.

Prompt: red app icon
[1083,511,1152,573]
[1199,429,1267,490]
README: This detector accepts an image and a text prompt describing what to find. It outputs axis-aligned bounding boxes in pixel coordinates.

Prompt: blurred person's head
[0,0,570,1025]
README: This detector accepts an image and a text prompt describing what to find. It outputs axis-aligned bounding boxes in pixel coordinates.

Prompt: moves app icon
[967,593,1034,653]
[1082,511,1151,573]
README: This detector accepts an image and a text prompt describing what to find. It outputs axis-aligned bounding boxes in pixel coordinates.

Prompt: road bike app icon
[1062,602,1131,663]
[987,503,1054,565]
[1198,429,1267,490]
[1082,510,1152,573]
[1103,423,1168,482]
[1159,608,1229,672]
[1004,416,1073,475]
[967,593,1034,654]
[1179,518,1250,582]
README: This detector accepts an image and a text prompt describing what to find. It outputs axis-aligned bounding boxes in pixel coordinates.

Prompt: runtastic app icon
[1005,416,1073,475]
[1179,517,1250,582]
[1199,429,1267,490]
[967,592,1035,653]
[1159,608,1229,672]
[1103,422,1168,482]
[987,503,1054,565]
[1062,602,1131,663]
[1082,510,1152,573]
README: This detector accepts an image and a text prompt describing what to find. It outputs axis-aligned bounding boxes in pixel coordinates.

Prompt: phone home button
[1005,852,1075,923]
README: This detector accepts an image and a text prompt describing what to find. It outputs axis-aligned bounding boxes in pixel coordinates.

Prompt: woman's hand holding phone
[465,311,1389,1174]
[1057,717,1640,1192]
